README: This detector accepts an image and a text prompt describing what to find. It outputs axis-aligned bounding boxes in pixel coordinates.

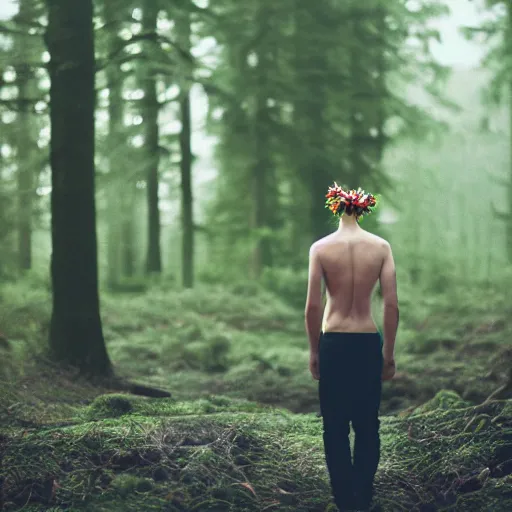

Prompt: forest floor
[0,279,511,511]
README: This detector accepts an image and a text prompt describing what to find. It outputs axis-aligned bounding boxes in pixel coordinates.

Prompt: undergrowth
[1,277,512,510]
[1,392,511,511]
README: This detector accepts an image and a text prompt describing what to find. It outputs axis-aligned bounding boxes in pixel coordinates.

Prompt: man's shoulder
[309,233,335,252]
[365,231,390,247]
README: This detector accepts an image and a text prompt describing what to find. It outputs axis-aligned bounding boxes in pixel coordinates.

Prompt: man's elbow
[383,294,399,309]
[305,303,323,316]
[383,301,399,321]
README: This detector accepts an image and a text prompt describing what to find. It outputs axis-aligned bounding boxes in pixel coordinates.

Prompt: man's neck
[338,218,361,231]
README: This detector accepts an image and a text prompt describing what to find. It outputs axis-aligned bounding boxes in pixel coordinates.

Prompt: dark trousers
[318,331,383,510]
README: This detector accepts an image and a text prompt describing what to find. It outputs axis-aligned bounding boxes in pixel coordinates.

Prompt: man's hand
[309,352,320,380]
[382,358,396,381]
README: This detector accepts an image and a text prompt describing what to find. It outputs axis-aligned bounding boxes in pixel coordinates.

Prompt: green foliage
[83,394,272,421]
[4,0,505,291]
[0,280,51,351]
[1,394,511,511]
[3,274,512,427]
[1,278,512,509]
[260,267,308,310]
[412,389,472,414]
[383,121,511,290]
[201,0,453,277]
[110,474,154,497]
[177,332,232,372]
[461,1,511,108]
[108,276,149,294]
[87,393,135,418]
[0,173,17,277]
[0,0,49,277]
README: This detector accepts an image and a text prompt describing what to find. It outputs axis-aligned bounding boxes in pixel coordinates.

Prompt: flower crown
[325,182,378,217]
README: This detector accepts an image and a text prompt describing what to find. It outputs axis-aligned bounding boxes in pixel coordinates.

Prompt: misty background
[1,1,512,510]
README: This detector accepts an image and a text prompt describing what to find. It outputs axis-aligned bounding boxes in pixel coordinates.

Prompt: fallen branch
[97,376,172,398]
[483,367,512,403]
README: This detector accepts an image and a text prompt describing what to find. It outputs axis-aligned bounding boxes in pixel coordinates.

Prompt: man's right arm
[380,242,399,360]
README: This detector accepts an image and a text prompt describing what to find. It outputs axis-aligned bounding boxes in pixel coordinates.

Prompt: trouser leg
[318,335,356,510]
[351,343,382,508]
[352,413,381,507]
[321,408,354,509]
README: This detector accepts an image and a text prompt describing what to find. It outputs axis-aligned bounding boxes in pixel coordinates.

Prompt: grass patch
[1,392,511,511]
[1,278,512,418]
[1,279,512,510]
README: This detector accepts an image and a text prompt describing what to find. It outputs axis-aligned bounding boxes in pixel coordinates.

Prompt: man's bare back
[305,184,398,381]
[316,230,388,333]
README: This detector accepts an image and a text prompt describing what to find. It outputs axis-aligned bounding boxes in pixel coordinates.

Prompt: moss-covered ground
[1,280,511,511]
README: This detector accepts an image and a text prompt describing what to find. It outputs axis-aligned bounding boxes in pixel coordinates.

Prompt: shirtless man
[304,184,399,512]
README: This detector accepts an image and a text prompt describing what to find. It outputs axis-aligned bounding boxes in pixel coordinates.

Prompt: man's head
[325,183,378,223]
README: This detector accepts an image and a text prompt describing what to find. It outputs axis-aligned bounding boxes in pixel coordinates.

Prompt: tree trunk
[250,102,273,277]
[250,5,275,278]
[104,0,124,288]
[14,0,38,271]
[176,10,194,289]
[294,0,335,243]
[180,90,194,287]
[289,177,307,269]
[121,199,136,277]
[508,0,512,263]
[45,0,112,376]
[488,2,512,265]
[142,2,162,274]
[350,8,382,187]
[15,68,34,271]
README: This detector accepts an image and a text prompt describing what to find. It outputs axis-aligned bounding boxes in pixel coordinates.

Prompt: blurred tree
[204,0,288,278]
[0,66,18,277]
[462,0,512,263]
[0,152,17,278]
[204,0,451,278]
[13,0,41,271]
[349,5,387,189]
[109,4,145,280]
[141,1,163,274]
[293,0,338,244]
[45,0,112,375]
[102,0,126,288]
[247,1,281,277]
[0,0,457,290]
[175,2,195,288]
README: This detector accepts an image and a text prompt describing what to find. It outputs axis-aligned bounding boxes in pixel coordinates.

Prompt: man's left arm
[305,244,324,355]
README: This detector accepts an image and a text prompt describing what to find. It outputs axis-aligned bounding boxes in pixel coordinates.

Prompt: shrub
[259,267,308,310]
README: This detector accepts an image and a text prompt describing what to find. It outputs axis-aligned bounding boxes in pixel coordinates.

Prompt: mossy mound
[87,394,135,418]
[83,393,275,421]
[411,389,472,414]
[1,396,511,511]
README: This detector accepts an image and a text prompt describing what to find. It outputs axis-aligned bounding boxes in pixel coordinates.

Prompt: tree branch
[491,201,510,221]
